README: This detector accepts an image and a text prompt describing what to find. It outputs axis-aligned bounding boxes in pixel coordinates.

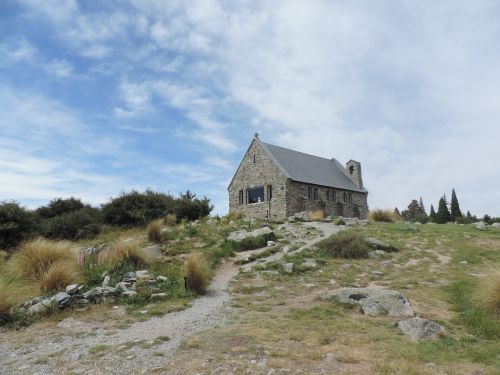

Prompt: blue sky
[1,0,499,216]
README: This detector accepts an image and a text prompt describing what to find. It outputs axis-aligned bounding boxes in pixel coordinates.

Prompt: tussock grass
[147,219,163,243]
[227,232,276,252]
[185,253,209,294]
[475,269,500,315]
[0,275,36,323]
[309,209,325,221]
[224,211,243,221]
[8,239,79,282]
[0,250,7,267]
[164,213,177,226]
[105,241,151,269]
[317,231,370,259]
[39,261,83,293]
[369,209,396,223]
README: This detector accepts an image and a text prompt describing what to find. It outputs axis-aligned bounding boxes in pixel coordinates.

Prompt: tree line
[0,189,213,251]
[395,188,499,224]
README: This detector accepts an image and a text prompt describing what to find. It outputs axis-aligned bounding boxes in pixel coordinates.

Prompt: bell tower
[346,160,363,189]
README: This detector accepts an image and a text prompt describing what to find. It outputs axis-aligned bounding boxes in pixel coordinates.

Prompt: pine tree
[394,207,401,217]
[401,199,421,221]
[429,205,436,220]
[450,188,462,221]
[435,195,451,224]
[419,197,426,214]
[466,210,472,219]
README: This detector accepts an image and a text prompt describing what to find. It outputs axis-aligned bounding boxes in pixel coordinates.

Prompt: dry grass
[309,209,325,221]
[185,253,209,294]
[100,241,151,269]
[147,219,163,243]
[0,275,36,323]
[39,261,83,294]
[8,239,80,282]
[369,209,396,223]
[0,250,7,267]
[164,213,177,226]
[224,211,243,221]
[475,269,500,315]
[317,230,370,258]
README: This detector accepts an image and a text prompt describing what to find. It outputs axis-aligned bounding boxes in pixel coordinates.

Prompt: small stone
[85,247,96,255]
[397,317,444,341]
[459,260,468,265]
[52,292,71,305]
[27,302,47,315]
[301,259,317,268]
[116,282,132,292]
[66,284,79,295]
[267,241,276,247]
[102,275,111,288]
[157,275,169,282]
[283,263,294,274]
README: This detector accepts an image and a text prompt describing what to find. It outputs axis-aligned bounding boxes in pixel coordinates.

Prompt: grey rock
[365,237,398,252]
[397,317,444,341]
[283,263,294,274]
[157,275,169,282]
[116,282,132,291]
[332,288,414,317]
[301,259,317,269]
[293,211,310,221]
[228,226,274,242]
[266,240,276,247]
[66,284,79,295]
[41,298,52,307]
[85,247,97,255]
[491,222,500,228]
[52,292,70,305]
[102,275,111,288]
[27,302,47,315]
[473,221,488,230]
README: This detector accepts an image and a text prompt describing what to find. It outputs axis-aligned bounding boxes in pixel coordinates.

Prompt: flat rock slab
[228,227,273,242]
[398,317,444,341]
[332,287,415,317]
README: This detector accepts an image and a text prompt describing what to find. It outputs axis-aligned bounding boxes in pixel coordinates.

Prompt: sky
[1,0,499,216]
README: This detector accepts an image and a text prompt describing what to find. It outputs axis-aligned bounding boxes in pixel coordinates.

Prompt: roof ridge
[262,142,336,163]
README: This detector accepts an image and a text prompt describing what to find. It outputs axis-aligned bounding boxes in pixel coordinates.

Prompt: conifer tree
[435,195,451,224]
[419,197,426,214]
[466,210,472,219]
[450,188,462,221]
[429,205,436,220]
[394,207,401,217]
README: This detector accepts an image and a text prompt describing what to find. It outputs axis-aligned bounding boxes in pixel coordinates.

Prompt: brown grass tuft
[317,231,370,259]
[39,261,83,294]
[164,214,177,226]
[8,239,80,282]
[0,275,36,323]
[309,209,325,221]
[106,241,151,269]
[185,253,209,294]
[475,269,500,315]
[369,209,396,223]
[147,219,163,243]
[224,211,243,221]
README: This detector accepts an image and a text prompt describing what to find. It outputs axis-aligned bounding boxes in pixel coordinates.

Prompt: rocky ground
[0,220,499,374]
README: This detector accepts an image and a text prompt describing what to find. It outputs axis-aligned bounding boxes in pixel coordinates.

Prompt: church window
[248,186,264,204]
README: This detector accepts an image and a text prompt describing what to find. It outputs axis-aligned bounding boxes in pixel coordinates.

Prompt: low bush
[0,201,39,251]
[36,197,85,219]
[317,231,370,259]
[369,209,395,223]
[474,269,500,315]
[0,275,36,324]
[185,253,209,294]
[41,207,101,240]
[227,232,276,252]
[175,191,213,222]
[334,218,346,225]
[8,239,80,282]
[147,219,163,243]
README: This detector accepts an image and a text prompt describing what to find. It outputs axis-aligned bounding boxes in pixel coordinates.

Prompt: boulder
[301,259,317,269]
[344,217,359,226]
[116,282,132,292]
[491,222,500,228]
[52,292,71,306]
[332,288,414,317]
[473,222,488,230]
[122,291,137,298]
[283,263,294,274]
[267,241,276,247]
[157,276,169,282]
[123,272,137,282]
[228,226,274,242]
[151,293,167,300]
[397,317,444,341]
[293,211,310,221]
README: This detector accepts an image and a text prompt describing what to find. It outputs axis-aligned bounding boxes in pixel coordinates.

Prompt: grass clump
[0,275,36,324]
[474,269,500,315]
[317,231,370,259]
[185,253,209,294]
[164,214,177,226]
[147,219,163,243]
[39,261,82,293]
[369,209,395,223]
[227,232,276,252]
[309,209,325,221]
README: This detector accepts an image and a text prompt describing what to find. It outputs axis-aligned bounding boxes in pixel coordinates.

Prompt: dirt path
[0,222,340,375]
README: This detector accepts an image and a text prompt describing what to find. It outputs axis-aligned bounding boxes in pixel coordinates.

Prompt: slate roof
[260,141,367,193]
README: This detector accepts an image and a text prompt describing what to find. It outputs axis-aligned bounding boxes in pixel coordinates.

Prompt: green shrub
[227,232,276,252]
[174,191,213,222]
[317,231,370,259]
[208,244,235,268]
[41,207,101,240]
[334,218,346,225]
[369,209,395,223]
[36,197,85,219]
[0,201,39,251]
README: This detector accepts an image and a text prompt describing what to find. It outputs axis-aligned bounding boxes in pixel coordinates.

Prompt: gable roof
[260,141,367,193]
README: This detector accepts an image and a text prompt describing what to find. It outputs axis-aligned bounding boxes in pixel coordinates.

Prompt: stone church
[228,134,369,220]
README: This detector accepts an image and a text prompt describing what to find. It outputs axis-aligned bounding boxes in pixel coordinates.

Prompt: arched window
[326,190,330,201]
[343,192,347,203]
[348,193,353,204]
[332,191,337,202]
[313,188,319,200]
